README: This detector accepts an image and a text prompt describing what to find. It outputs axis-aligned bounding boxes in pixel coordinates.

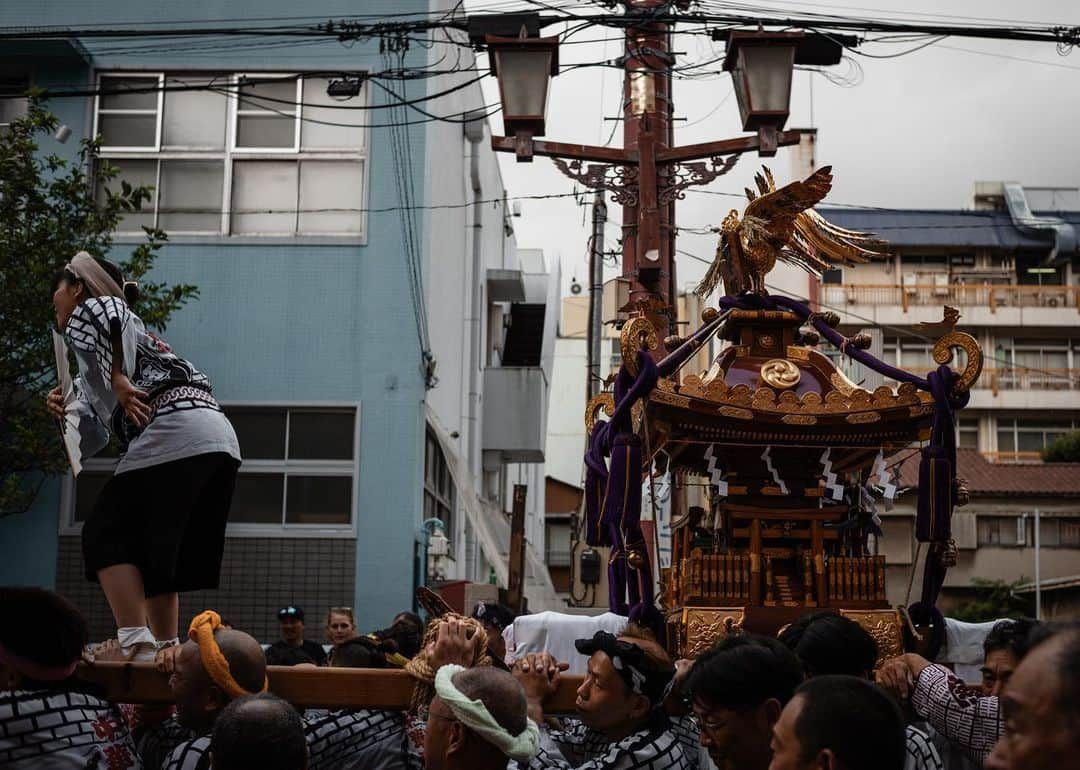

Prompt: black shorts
[82,452,240,596]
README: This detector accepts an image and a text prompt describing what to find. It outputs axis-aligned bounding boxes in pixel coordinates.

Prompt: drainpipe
[464,111,485,555]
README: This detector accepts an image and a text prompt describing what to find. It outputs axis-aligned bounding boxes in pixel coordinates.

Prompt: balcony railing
[822,284,1080,313]
[985,368,1080,394]
[981,451,1044,464]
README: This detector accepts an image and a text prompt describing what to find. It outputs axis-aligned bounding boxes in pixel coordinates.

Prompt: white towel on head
[507,611,628,674]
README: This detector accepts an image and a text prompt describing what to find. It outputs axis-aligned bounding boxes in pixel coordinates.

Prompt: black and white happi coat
[162,735,210,770]
[0,688,142,769]
[64,296,236,470]
[305,708,417,770]
[132,715,194,770]
[518,716,693,770]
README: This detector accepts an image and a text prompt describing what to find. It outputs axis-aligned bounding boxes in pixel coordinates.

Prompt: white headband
[434,664,540,761]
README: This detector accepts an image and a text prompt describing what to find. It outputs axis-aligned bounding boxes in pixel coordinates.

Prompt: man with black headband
[511,624,692,770]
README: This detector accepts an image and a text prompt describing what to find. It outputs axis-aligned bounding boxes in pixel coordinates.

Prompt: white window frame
[94,72,164,152]
[59,401,361,539]
[230,73,301,154]
[94,70,369,241]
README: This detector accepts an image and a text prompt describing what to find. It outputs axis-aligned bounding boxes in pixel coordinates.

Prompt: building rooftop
[817,207,1080,250]
[897,448,1080,497]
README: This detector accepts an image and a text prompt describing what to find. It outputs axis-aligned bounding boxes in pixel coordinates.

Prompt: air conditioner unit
[903,274,918,295]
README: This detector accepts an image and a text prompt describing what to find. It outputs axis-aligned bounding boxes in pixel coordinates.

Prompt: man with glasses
[683,635,803,770]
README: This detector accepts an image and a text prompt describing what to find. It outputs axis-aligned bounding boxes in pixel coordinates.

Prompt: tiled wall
[57,536,356,643]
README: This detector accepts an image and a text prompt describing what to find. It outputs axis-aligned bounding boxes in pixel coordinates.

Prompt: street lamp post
[486,4,805,353]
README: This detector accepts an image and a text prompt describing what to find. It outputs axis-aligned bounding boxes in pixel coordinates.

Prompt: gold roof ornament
[695,165,888,298]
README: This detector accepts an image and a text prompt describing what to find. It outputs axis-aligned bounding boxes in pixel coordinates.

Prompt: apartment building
[820,182,1080,610]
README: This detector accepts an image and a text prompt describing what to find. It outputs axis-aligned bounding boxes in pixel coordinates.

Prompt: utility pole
[621,0,675,344]
[587,187,606,400]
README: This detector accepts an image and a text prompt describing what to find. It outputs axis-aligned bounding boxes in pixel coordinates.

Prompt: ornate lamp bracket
[656,155,739,205]
[551,157,641,206]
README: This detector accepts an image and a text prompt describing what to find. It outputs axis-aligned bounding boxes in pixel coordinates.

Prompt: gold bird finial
[694,166,890,298]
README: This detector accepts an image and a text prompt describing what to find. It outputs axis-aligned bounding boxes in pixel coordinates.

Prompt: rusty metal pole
[622,0,673,353]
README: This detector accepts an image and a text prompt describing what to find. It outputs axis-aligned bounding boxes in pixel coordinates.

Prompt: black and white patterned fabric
[905,724,944,770]
[162,735,210,770]
[0,688,141,769]
[669,714,701,770]
[64,296,218,455]
[910,664,1000,766]
[520,717,691,770]
[134,716,193,770]
[305,709,414,770]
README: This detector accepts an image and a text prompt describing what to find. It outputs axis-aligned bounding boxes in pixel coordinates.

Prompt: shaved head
[452,666,529,737]
[214,629,267,694]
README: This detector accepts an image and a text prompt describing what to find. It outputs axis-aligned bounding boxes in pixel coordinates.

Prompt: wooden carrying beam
[62,663,585,712]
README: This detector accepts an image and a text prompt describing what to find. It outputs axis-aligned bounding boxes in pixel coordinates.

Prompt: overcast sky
[467,0,1080,295]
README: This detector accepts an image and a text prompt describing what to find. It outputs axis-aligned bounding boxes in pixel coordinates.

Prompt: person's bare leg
[146,592,179,640]
[97,563,148,629]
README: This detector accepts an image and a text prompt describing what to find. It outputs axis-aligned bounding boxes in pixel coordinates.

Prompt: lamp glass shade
[493,47,554,135]
[731,43,796,130]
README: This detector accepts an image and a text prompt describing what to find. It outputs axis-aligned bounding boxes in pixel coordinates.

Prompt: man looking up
[684,634,804,770]
[769,676,906,770]
[425,666,539,770]
[148,611,267,770]
[267,607,327,667]
[512,624,691,769]
[984,623,1080,770]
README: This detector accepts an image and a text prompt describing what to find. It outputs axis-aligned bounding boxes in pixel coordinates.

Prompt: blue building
[0,1,560,640]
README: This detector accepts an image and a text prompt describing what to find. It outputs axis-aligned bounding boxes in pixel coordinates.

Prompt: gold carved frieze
[719,406,754,420]
[682,607,746,658]
[839,609,904,669]
[786,345,811,361]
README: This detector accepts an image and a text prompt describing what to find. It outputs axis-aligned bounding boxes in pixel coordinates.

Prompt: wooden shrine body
[644,308,924,662]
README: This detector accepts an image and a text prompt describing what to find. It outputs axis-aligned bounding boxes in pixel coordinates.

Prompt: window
[977,516,1023,547]
[958,417,978,449]
[66,405,358,532]
[424,429,455,537]
[996,417,1078,454]
[0,77,29,133]
[545,520,573,567]
[821,268,842,285]
[94,72,367,237]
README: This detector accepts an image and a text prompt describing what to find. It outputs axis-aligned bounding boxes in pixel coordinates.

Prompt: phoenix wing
[743,165,834,248]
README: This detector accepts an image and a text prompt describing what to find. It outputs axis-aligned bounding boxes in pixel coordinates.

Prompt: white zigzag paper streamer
[820,448,844,501]
[871,449,897,501]
[761,447,789,495]
[703,445,729,497]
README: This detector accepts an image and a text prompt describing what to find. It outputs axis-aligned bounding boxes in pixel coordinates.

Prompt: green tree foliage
[1042,430,1080,463]
[949,577,1035,623]
[0,99,198,515]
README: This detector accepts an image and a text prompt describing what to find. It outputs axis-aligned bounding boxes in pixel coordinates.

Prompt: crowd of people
[2,586,1078,770]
